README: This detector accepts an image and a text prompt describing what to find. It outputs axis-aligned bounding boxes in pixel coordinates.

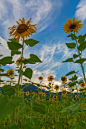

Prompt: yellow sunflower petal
[22,17,25,24]
[26,18,32,25]
[16,21,20,25]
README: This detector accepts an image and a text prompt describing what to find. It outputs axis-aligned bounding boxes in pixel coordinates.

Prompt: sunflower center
[9,72,13,75]
[17,24,28,33]
[69,24,76,29]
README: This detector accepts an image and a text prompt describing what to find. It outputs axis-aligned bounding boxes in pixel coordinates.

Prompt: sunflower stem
[17,40,24,96]
[75,37,86,86]
[0,64,1,85]
[11,109,16,126]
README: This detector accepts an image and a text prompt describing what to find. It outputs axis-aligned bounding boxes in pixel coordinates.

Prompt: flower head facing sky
[16,57,26,66]
[7,69,14,77]
[8,17,37,42]
[62,17,83,34]
[47,75,54,81]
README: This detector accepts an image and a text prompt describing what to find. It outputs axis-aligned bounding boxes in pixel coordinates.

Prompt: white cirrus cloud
[75,0,86,22]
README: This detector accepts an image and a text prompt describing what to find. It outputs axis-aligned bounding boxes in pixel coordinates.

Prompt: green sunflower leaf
[11,50,21,56]
[78,41,86,52]
[67,33,77,40]
[25,39,40,47]
[22,54,43,64]
[7,40,23,50]
[65,70,79,76]
[32,102,46,114]
[73,53,81,59]
[77,34,86,44]
[62,58,74,63]
[23,68,33,79]
[65,43,76,49]
[0,95,23,122]
[74,58,86,65]
[0,56,14,65]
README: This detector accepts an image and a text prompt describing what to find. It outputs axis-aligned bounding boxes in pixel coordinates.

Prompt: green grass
[0,89,86,129]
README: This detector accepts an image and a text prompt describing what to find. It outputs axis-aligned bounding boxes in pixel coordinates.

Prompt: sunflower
[68,85,74,88]
[38,76,43,80]
[47,75,54,81]
[7,69,14,77]
[26,91,29,96]
[61,89,67,94]
[62,17,83,34]
[16,57,25,66]
[36,97,40,101]
[8,17,37,42]
[75,95,77,99]
[61,76,67,84]
[79,88,84,92]
[53,95,57,99]
[39,92,43,94]
[80,82,85,88]
[54,85,59,90]
[2,84,7,87]
[42,93,46,97]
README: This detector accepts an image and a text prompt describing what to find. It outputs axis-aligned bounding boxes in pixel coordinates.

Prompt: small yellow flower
[26,91,29,96]
[35,93,37,96]
[72,99,74,102]
[80,82,85,88]
[68,85,74,88]
[63,94,67,97]
[54,100,57,103]
[21,89,24,92]
[36,97,40,101]
[16,57,26,66]
[75,95,77,99]
[25,98,28,101]
[54,85,59,90]
[32,92,35,94]
[52,125,55,129]
[61,89,67,94]
[38,76,43,80]
[7,69,14,77]
[47,75,54,81]
[61,76,67,84]
[83,103,86,106]
[53,95,57,99]
[42,93,46,97]
[14,93,16,96]
[39,92,43,95]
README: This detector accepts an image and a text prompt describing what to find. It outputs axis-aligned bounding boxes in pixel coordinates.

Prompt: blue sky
[0,0,86,93]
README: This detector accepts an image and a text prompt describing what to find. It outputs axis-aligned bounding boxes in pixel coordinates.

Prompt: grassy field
[0,85,86,129]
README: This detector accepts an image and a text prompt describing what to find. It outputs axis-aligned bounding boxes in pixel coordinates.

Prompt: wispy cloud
[75,0,86,22]
[0,0,62,40]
